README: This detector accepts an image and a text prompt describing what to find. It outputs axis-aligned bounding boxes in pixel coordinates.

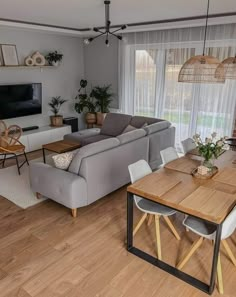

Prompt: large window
[133,46,236,149]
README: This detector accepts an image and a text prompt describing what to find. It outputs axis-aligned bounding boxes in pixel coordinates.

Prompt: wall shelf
[0,65,56,69]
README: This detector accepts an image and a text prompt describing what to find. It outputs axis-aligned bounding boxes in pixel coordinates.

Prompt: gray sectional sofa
[30,113,175,217]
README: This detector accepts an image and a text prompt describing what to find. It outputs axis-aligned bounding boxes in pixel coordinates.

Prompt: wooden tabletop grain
[127,150,236,224]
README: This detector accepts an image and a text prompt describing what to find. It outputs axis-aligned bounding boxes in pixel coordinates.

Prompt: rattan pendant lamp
[178,0,225,83]
[216,55,236,79]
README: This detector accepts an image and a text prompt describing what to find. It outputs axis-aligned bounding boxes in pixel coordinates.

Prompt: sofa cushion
[100,113,132,136]
[117,129,146,145]
[64,128,100,144]
[144,121,171,135]
[68,138,120,174]
[81,134,111,146]
[130,116,163,128]
[122,124,136,134]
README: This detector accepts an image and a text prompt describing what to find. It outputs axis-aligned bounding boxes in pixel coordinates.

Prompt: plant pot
[50,115,63,127]
[85,112,97,128]
[96,112,107,126]
[52,61,59,67]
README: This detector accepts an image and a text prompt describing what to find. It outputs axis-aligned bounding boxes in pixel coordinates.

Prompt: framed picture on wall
[1,44,19,66]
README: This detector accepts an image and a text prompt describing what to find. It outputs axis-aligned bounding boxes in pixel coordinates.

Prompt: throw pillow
[141,122,148,128]
[122,124,136,134]
[52,152,75,170]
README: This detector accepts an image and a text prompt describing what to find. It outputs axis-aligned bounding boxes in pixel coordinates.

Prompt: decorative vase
[96,112,107,126]
[32,51,46,66]
[50,115,63,127]
[85,113,96,128]
[202,158,214,172]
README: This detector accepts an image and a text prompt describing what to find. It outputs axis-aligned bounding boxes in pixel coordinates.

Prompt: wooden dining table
[126,150,236,295]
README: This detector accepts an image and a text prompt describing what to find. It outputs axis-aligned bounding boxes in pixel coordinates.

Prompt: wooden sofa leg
[72,208,77,218]
[36,192,41,199]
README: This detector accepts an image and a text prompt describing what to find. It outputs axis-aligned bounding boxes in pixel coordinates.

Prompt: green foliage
[48,96,67,116]
[193,133,226,162]
[75,80,96,113]
[45,51,63,65]
[91,85,113,113]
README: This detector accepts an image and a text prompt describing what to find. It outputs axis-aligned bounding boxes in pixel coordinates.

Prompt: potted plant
[75,79,97,128]
[45,51,63,66]
[48,96,67,126]
[91,85,113,125]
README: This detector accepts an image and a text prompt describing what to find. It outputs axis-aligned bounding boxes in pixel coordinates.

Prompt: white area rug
[0,157,54,209]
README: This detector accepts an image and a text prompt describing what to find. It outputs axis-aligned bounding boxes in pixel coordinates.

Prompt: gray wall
[0,27,85,129]
[84,36,119,109]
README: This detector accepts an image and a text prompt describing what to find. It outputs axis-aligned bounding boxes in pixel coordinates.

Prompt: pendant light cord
[202,0,210,56]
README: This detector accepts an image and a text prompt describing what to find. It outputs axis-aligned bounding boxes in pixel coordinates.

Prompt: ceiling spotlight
[85,1,127,47]
[83,39,90,45]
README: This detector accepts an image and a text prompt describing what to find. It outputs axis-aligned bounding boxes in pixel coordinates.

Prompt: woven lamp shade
[178,55,225,83]
[216,56,236,80]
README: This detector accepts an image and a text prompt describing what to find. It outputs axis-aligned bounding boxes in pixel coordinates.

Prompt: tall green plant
[91,85,113,113]
[75,79,96,113]
[48,96,67,116]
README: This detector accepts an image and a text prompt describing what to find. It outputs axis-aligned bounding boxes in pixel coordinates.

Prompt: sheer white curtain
[119,24,236,150]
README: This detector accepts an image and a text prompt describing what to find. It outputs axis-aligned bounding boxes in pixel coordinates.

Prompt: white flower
[211,132,217,138]
[217,140,224,147]
[205,137,212,144]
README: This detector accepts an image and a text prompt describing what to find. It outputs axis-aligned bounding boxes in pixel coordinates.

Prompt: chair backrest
[0,121,22,147]
[160,147,179,165]
[181,138,196,154]
[222,206,236,239]
[128,160,152,204]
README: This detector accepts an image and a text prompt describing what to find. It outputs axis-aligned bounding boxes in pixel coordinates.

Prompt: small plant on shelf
[48,96,67,126]
[45,51,63,66]
[75,79,97,127]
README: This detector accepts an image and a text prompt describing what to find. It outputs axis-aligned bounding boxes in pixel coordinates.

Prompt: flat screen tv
[0,83,42,120]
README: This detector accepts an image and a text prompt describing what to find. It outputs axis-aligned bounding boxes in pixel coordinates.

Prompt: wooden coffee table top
[42,140,81,154]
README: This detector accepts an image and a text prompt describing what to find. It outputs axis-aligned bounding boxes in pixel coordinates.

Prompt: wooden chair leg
[222,239,236,266]
[154,215,162,260]
[217,252,224,294]
[163,216,180,240]
[177,237,204,270]
[72,208,77,218]
[147,214,153,226]
[133,213,147,237]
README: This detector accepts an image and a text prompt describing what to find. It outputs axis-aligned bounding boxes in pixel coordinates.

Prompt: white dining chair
[177,207,236,294]
[160,147,179,165]
[128,159,181,260]
[181,138,196,154]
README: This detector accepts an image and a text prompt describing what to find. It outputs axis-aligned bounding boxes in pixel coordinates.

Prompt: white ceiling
[0,0,236,35]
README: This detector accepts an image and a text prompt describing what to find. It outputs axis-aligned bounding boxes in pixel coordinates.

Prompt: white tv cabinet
[20,125,71,152]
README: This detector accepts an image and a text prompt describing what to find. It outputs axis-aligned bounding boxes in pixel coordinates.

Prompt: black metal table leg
[126,191,223,295]
[43,148,46,164]
[127,192,134,250]
[15,154,20,175]
[209,224,222,294]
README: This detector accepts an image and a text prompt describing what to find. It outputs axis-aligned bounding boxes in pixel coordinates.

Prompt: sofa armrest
[144,121,171,135]
[29,162,87,209]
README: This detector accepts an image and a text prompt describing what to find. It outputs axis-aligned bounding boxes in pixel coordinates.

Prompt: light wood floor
[0,151,236,297]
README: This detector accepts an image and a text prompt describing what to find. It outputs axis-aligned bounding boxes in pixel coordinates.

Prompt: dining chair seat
[183,216,217,239]
[178,207,236,294]
[136,197,176,216]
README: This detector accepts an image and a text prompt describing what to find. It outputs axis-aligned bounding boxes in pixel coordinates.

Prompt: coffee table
[42,140,81,163]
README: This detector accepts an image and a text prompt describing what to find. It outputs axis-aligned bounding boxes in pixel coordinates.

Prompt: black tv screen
[0,83,42,120]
